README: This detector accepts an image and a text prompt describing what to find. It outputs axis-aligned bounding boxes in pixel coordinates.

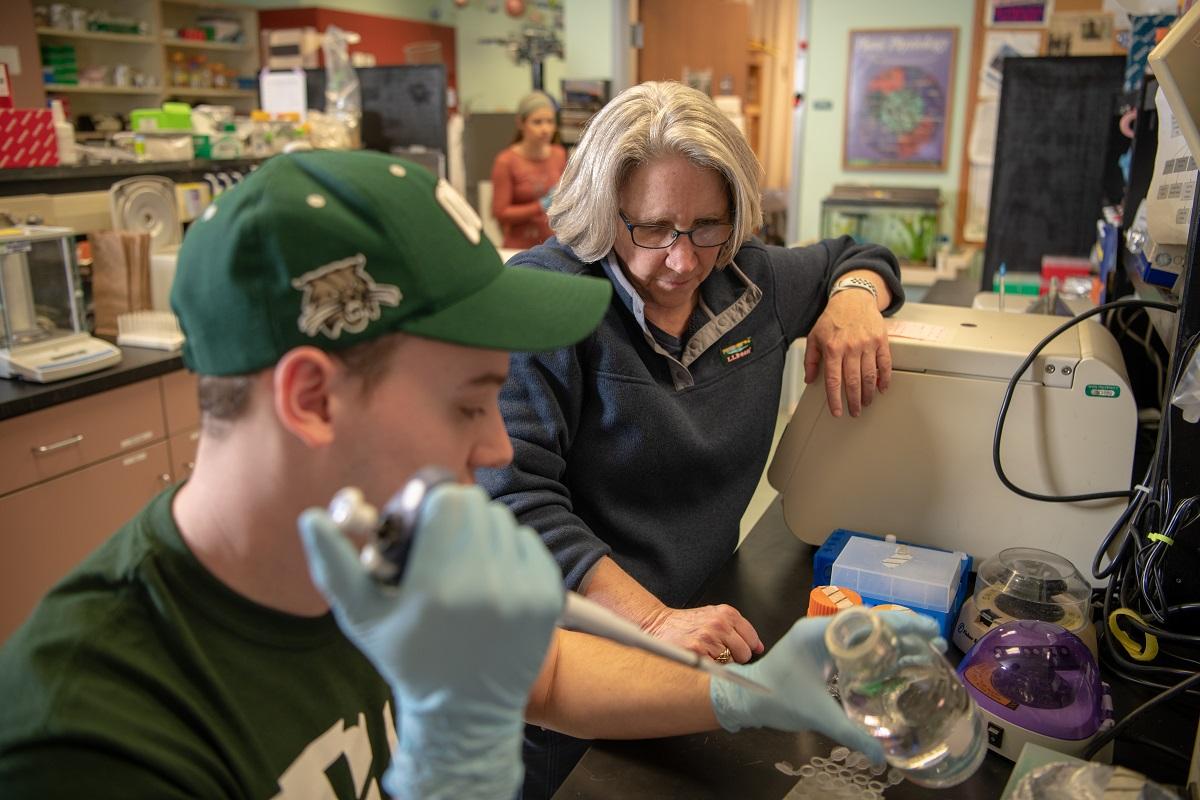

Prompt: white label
[886,319,951,343]
[0,47,21,78]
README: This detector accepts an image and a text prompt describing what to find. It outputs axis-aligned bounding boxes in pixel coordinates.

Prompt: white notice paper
[259,68,308,122]
[886,319,951,343]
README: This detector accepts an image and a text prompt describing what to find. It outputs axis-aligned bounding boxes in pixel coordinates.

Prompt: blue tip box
[813,529,972,640]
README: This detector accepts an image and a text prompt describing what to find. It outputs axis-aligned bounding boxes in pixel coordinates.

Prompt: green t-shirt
[0,485,395,799]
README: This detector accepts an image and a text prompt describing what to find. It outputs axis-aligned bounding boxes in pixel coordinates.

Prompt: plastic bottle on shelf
[50,99,77,165]
[824,606,986,788]
[248,111,274,156]
[170,51,188,88]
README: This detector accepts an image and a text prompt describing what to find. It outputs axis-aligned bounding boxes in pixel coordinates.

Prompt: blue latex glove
[299,484,565,800]
[709,610,945,763]
[539,187,556,212]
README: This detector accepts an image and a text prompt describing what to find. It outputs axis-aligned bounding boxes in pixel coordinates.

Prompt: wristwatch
[829,276,879,302]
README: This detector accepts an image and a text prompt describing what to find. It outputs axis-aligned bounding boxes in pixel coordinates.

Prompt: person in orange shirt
[490,91,568,250]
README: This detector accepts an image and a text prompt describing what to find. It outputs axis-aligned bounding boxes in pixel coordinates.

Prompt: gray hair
[549,81,763,267]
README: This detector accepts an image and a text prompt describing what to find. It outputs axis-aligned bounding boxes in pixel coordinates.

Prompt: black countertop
[554,497,1194,799]
[0,345,184,421]
[552,499,1016,800]
[0,158,266,197]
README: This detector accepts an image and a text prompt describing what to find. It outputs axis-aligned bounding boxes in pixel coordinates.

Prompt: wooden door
[638,0,749,99]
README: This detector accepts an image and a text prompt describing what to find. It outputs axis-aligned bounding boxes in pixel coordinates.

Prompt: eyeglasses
[619,211,734,250]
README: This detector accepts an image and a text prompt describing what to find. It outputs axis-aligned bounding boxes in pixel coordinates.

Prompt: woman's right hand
[642,603,764,663]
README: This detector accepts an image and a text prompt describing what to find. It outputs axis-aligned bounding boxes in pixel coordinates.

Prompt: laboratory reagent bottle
[824,607,986,788]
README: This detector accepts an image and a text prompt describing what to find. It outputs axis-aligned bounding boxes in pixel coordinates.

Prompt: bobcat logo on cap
[292,254,402,340]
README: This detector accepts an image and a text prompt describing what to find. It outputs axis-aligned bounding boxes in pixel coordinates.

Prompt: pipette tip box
[813,529,972,640]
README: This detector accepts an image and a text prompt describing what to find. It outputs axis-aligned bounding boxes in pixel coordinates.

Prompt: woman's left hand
[803,290,891,418]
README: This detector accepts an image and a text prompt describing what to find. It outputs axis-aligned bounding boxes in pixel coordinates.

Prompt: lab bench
[553,497,1193,799]
[0,347,194,643]
[554,268,1196,799]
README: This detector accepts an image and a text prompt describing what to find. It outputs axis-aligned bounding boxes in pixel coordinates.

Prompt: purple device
[957,619,1112,762]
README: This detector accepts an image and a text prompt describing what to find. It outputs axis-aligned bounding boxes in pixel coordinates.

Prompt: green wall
[453,2,563,112]
[799,0,975,241]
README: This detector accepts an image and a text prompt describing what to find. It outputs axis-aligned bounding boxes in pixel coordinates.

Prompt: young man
[0,151,938,800]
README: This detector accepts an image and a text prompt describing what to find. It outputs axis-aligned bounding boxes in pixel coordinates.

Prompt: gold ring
[715,647,732,664]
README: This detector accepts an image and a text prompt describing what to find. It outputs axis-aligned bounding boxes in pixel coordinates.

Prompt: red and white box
[0,108,59,168]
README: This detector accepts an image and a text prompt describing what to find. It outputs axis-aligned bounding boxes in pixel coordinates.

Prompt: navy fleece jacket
[477,236,902,608]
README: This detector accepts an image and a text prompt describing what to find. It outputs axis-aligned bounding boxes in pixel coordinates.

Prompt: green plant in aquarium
[894,212,938,264]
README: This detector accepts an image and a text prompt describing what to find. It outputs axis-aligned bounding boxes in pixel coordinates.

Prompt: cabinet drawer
[0,440,171,644]
[162,370,200,435]
[168,428,200,482]
[0,380,166,497]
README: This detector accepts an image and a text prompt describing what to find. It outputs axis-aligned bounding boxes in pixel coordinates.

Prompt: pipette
[327,468,770,695]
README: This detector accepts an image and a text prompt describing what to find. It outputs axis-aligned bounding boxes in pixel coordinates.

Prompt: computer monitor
[304,65,448,157]
[1149,3,1200,161]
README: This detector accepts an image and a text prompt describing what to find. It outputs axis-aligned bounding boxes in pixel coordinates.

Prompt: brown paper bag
[90,230,151,337]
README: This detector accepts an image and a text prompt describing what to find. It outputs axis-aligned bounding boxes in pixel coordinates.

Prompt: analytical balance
[0,225,121,382]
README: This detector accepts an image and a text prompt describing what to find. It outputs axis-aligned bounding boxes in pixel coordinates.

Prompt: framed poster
[844,28,958,171]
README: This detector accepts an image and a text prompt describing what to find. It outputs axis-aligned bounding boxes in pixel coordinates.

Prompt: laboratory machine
[769,303,1136,584]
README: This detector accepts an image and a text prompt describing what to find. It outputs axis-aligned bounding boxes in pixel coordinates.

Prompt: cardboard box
[0,109,59,168]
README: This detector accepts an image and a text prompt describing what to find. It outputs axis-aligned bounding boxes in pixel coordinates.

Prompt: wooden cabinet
[0,379,163,497]
[162,369,200,481]
[0,370,199,644]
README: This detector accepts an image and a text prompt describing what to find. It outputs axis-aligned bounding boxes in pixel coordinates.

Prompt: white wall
[453,2,567,112]
[798,0,975,242]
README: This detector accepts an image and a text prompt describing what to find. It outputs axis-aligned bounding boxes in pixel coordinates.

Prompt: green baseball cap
[171,149,611,376]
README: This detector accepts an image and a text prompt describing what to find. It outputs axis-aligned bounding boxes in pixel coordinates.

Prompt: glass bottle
[825,607,987,788]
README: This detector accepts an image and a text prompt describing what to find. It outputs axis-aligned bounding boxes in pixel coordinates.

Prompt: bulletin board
[954,0,1138,246]
[980,55,1126,290]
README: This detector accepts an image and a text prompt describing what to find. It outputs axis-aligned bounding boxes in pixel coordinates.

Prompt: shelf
[160,0,254,9]
[162,38,253,52]
[36,27,157,45]
[44,83,161,95]
[163,87,256,98]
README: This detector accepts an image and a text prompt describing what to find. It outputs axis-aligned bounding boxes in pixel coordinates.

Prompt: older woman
[477,81,903,797]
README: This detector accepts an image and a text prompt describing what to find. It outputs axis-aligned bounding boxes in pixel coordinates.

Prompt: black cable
[1119,736,1192,764]
[993,299,1177,503]
[1082,670,1200,759]
[1099,569,1200,686]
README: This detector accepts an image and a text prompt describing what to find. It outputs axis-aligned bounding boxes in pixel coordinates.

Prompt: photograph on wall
[843,28,958,171]
[1045,11,1116,56]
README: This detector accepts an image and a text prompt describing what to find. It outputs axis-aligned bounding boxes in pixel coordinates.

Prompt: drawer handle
[33,434,84,454]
